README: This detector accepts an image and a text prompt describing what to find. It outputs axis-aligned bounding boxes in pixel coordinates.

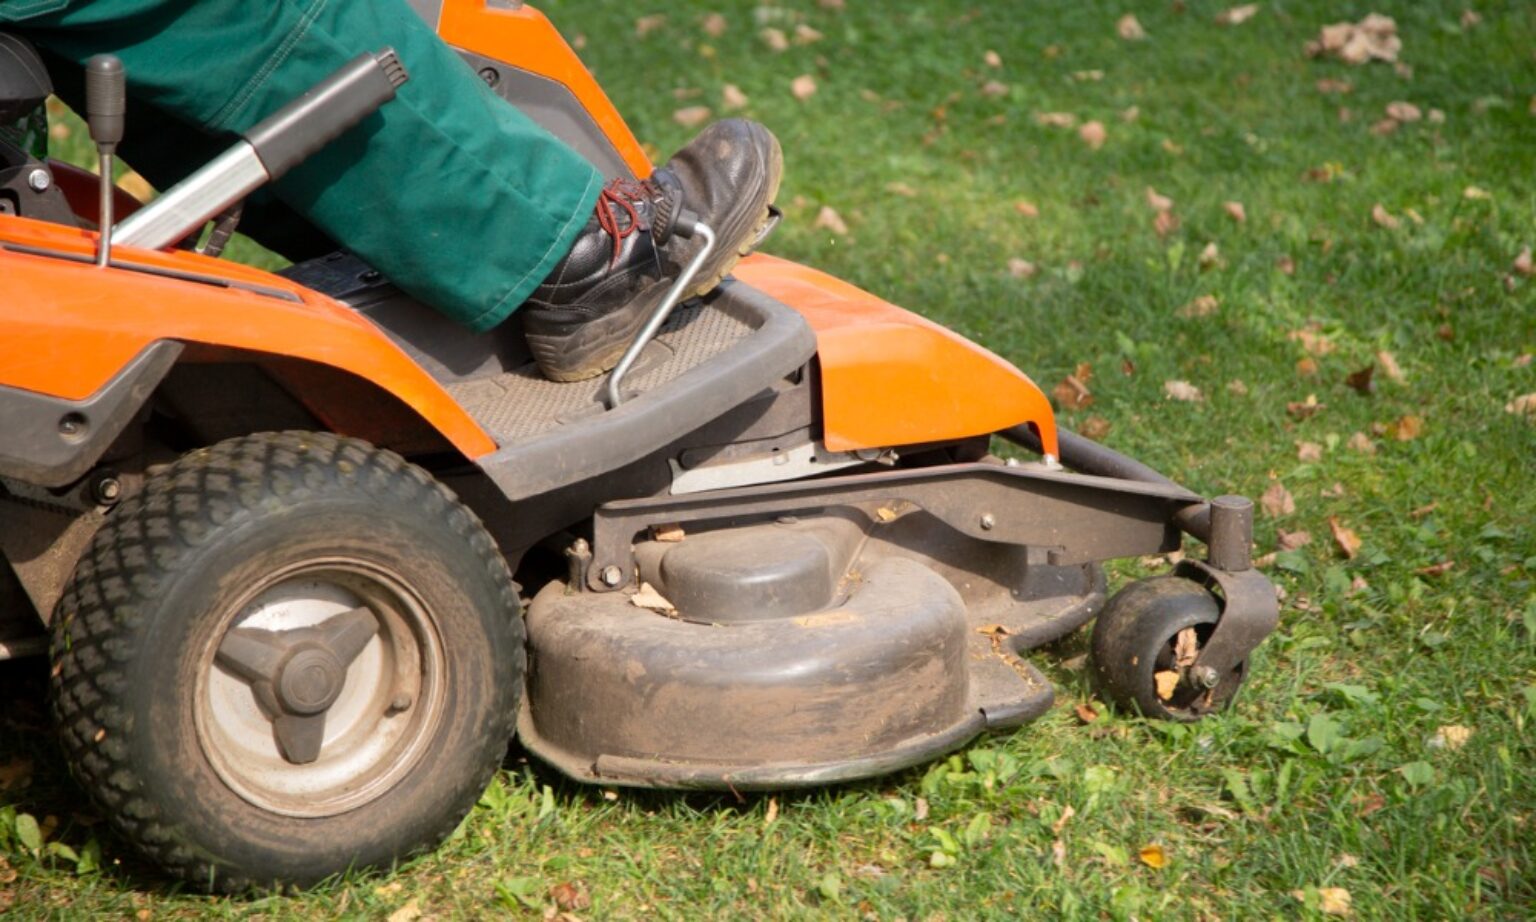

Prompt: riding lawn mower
[0,0,1277,890]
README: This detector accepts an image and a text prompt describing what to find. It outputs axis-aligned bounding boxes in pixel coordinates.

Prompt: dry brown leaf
[914,797,930,821]
[980,80,1010,99]
[1376,350,1404,382]
[1370,117,1399,136]
[1428,107,1445,123]
[1278,528,1313,550]
[1371,204,1401,229]
[1223,201,1247,223]
[1296,441,1324,462]
[1015,199,1040,218]
[1515,354,1534,368]
[387,900,423,922]
[1296,356,1320,378]
[1053,365,1094,409]
[1289,327,1337,355]
[1008,258,1039,279]
[1154,210,1180,238]
[1277,255,1296,275]
[1164,380,1204,402]
[984,49,1003,68]
[1513,246,1534,277]
[1051,804,1076,835]
[1386,100,1422,122]
[765,797,779,824]
[1145,187,1174,212]
[1154,670,1180,700]
[651,523,686,543]
[813,205,848,234]
[760,27,789,52]
[631,582,676,613]
[700,12,728,37]
[1345,364,1376,395]
[1328,516,1362,559]
[1410,501,1438,519]
[793,23,824,45]
[1287,394,1325,419]
[551,882,591,913]
[1461,9,1482,29]
[1316,78,1353,94]
[1071,69,1105,83]
[1309,14,1400,65]
[1117,14,1147,41]
[791,74,818,101]
[1121,105,1141,122]
[1416,560,1454,577]
[1074,702,1100,723]
[672,105,712,128]
[722,83,750,110]
[1505,393,1536,417]
[634,14,667,37]
[1079,120,1107,149]
[1199,241,1222,270]
[1161,137,1184,155]
[1436,724,1473,749]
[1034,111,1078,128]
[886,181,918,197]
[1261,482,1295,518]
[1078,416,1112,440]
[1389,414,1423,440]
[1178,295,1220,318]
[1318,887,1353,916]
[1216,4,1260,26]
[1138,844,1169,869]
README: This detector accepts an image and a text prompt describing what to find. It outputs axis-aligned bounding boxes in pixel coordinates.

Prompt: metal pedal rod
[602,219,716,409]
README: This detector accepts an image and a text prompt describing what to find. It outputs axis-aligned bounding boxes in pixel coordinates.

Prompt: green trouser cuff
[14,0,604,330]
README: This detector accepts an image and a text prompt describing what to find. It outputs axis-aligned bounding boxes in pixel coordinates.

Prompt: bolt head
[26,168,50,192]
[1192,666,1220,689]
[600,565,624,587]
[979,513,996,530]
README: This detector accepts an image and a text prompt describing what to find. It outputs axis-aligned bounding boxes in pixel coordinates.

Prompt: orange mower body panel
[735,256,1059,459]
[0,215,496,459]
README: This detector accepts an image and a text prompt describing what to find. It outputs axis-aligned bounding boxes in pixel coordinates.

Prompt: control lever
[84,54,125,267]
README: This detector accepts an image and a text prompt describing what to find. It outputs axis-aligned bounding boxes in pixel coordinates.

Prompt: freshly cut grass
[3,1,1534,917]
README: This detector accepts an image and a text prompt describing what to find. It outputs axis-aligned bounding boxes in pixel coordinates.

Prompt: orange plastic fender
[436,0,652,178]
[734,255,1059,459]
[0,214,497,459]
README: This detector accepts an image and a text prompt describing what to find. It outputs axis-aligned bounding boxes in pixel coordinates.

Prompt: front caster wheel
[50,433,523,891]
[1089,576,1246,721]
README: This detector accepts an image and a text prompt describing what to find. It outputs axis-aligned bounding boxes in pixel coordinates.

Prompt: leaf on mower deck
[651,523,686,543]
[1216,4,1260,26]
[1261,482,1295,519]
[630,582,676,614]
[1345,363,1376,395]
[1078,121,1107,149]
[791,74,818,101]
[813,205,848,234]
[673,106,712,128]
[1174,627,1199,668]
[1296,441,1324,462]
[1154,670,1180,701]
[1138,843,1169,869]
[1328,516,1362,559]
[1116,14,1147,41]
[1163,380,1203,402]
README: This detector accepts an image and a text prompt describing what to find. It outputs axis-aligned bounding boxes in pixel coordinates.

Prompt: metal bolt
[93,476,122,504]
[1192,666,1220,689]
[600,565,624,587]
[27,168,51,192]
[979,513,996,530]
[478,66,500,88]
[390,693,413,712]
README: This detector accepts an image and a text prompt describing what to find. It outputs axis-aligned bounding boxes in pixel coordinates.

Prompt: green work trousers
[2,0,603,330]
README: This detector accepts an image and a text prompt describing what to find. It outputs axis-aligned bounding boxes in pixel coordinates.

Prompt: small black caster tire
[1090,576,1246,721]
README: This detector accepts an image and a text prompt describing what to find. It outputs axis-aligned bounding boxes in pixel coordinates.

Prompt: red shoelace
[595,179,651,267]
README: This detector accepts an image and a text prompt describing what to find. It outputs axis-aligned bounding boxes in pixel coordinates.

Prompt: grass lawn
[4,0,1534,917]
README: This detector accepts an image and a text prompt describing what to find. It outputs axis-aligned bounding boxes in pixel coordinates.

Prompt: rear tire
[50,432,522,891]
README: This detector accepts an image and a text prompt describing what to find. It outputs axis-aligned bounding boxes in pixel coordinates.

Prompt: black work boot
[523,119,783,382]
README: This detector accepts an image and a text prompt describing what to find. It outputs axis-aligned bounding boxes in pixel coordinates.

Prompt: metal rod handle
[602,221,716,409]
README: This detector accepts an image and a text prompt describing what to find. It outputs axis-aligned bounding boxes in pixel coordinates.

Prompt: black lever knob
[85,54,125,151]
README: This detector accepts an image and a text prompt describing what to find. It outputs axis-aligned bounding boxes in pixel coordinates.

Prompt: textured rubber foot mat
[446,302,754,444]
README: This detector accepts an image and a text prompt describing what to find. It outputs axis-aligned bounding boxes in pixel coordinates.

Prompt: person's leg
[18,0,602,332]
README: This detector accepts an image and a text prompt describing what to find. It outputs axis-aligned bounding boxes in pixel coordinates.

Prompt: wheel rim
[194,558,446,818]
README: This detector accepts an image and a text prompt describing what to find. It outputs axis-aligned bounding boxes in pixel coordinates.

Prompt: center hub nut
[277,647,347,715]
